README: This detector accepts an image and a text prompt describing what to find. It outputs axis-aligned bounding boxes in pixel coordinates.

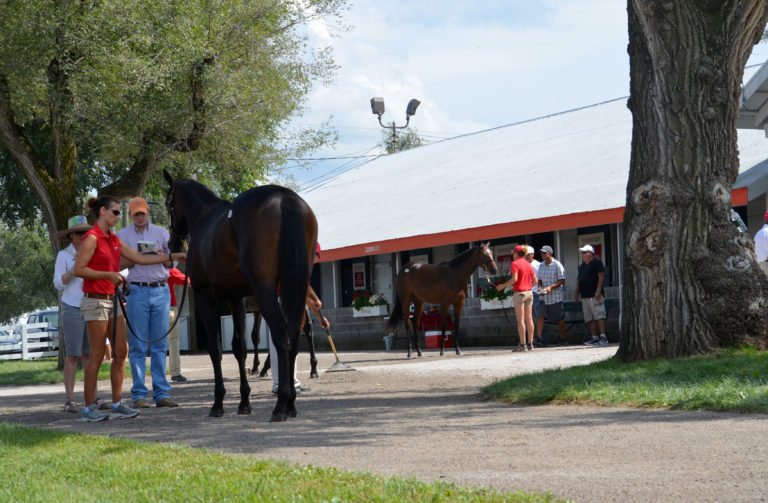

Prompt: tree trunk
[620,0,768,361]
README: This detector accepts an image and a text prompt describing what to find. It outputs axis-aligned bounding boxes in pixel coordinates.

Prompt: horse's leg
[439,305,450,357]
[453,301,464,355]
[259,352,271,378]
[230,299,252,415]
[197,292,226,417]
[413,299,424,358]
[249,309,261,375]
[250,286,294,422]
[402,294,414,358]
[303,310,318,378]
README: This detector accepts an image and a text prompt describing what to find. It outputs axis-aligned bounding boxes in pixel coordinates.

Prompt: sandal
[63,400,79,413]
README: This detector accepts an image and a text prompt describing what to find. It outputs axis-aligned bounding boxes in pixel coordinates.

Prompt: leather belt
[130,281,167,288]
[84,292,115,300]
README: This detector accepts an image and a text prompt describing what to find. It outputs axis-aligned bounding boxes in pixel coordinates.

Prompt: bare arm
[306,285,330,329]
[595,272,605,301]
[496,271,517,291]
[119,241,185,265]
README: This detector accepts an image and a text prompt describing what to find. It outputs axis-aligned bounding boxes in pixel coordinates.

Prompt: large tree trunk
[620,0,768,361]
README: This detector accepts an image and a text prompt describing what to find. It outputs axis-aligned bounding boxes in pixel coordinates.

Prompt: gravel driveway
[2,345,766,502]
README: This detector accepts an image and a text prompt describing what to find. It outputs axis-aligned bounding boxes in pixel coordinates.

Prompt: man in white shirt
[754,210,768,276]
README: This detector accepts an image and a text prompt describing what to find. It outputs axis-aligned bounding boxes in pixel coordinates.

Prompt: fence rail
[0,322,59,361]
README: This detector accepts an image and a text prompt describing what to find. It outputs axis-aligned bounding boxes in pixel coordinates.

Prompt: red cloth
[167,267,189,306]
[82,225,121,295]
[418,310,454,331]
[511,257,536,292]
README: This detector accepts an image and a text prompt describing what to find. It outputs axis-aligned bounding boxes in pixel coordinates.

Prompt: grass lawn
[0,358,130,386]
[484,347,768,413]
[0,423,557,503]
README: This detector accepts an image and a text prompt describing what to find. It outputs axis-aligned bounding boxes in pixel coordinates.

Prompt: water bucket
[383,333,395,351]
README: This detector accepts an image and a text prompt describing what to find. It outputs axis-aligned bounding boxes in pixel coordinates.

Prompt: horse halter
[165,186,188,242]
[479,245,498,282]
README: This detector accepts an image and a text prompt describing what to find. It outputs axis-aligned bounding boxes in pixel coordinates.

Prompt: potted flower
[352,290,389,317]
[478,278,513,310]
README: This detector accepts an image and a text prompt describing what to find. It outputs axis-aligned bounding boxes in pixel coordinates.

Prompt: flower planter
[480,298,514,310]
[353,305,389,318]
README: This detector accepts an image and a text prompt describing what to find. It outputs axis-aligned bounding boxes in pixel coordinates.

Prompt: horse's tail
[278,196,311,341]
[387,293,404,330]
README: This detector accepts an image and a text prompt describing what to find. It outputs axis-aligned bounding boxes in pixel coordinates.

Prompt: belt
[130,281,167,288]
[84,292,115,300]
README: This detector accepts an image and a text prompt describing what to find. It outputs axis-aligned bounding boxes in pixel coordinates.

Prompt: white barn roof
[303,97,768,262]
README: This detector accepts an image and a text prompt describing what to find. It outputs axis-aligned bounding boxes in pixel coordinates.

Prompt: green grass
[0,358,129,386]
[0,423,559,503]
[484,347,768,413]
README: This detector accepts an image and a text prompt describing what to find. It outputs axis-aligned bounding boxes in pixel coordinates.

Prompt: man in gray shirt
[117,197,178,408]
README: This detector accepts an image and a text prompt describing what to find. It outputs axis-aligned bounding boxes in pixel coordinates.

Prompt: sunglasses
[110,209,120,216]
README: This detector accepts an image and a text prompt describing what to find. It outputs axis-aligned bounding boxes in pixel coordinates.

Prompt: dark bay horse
[387,243,498,357]
[164,171,317,422]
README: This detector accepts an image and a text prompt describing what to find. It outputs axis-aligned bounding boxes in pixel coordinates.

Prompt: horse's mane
[447,246,479,268]
[177,178,228,207]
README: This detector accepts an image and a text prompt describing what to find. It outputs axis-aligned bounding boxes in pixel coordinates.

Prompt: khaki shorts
[512,290,533,308]
[581,297,607,322]
[80,296,123,322]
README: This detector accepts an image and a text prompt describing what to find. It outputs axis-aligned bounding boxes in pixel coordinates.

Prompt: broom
[320,310,356,372]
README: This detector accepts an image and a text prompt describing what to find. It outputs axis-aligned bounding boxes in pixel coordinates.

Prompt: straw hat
[55,215,92,239]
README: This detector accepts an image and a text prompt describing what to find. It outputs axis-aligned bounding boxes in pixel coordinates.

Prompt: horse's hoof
[270,413,288,422]
[417,352,423,357]
[310,372,319,379]
[288,406,297,418]
[209,408,224,418]
[439,351,444,356]
[456,349,462,355]
[238,405,252,415]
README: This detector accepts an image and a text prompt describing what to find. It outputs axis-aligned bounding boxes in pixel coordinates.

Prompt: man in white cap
[753,210,768,276]
[575,244,608,346]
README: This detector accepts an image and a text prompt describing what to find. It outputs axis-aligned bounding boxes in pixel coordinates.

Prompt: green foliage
[484,347,768,413]
[0,358,122,386]
[0,224,56,323]
[381,127,424,154]
[477,276,513,302]
[351,290,388,311]
[0,0,346,227]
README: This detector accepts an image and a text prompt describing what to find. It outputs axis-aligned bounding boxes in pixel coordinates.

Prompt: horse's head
[478,242,498,276]
[164,169,188,253]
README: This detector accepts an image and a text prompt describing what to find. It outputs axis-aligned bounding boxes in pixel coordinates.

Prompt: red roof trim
[319,207,625,262]
[319,189,749,262]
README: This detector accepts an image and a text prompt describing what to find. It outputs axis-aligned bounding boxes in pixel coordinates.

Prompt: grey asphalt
[2,345,766,502]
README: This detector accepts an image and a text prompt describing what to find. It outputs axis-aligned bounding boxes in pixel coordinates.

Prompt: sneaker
[110,402,139,419]
[171,374,188,383]
[133,398,152,409]
[272,384,307,395]
[94,397,112,411]
[63,400,79,413]
[81,404,108,422]
[584,337,600,346]
[598,336,609,346]
[528,344,535,351]
[156,398,178,408]
[516,344,528,353]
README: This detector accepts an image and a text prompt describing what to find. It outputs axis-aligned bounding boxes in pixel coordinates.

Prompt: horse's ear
[163,169,174,187]
[483,241,490,248]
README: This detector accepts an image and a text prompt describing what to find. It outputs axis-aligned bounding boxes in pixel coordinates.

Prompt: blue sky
[282,1,768,189]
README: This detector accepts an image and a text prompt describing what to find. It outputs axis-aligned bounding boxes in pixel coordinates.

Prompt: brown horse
[164,171,317,422]
[387,243,498,357]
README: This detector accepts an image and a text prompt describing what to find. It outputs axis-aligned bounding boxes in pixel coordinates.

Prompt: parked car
[24,308,59,342]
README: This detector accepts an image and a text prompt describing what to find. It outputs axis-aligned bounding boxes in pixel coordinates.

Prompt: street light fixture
[370,97,421,149]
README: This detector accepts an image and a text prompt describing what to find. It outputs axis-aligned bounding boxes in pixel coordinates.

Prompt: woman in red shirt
[496,245,537,352]
[74,196,186,422]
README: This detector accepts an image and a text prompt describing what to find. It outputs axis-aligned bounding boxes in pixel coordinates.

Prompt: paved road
[2,345,766,502]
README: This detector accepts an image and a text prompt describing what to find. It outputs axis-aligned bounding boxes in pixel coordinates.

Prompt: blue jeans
[126,284,171,402]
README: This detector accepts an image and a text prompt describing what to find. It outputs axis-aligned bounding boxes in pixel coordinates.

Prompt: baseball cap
[764,210,768,223]
[315,242,322,258]
[579,244,594,253]
[526,246,534,255]
[540,245,554,254]
[128,197,149,215]
[513,245,526,254]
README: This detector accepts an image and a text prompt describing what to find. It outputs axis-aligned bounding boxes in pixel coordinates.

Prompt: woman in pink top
[496,245,537,352]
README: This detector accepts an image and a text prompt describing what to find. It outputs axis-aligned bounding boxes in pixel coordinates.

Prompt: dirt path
[2,345,766,502]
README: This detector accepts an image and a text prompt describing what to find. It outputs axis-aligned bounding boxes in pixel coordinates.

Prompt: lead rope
[116,268,189,344]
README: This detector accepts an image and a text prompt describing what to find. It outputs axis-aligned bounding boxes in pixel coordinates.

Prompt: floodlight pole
[370,97,421,150]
